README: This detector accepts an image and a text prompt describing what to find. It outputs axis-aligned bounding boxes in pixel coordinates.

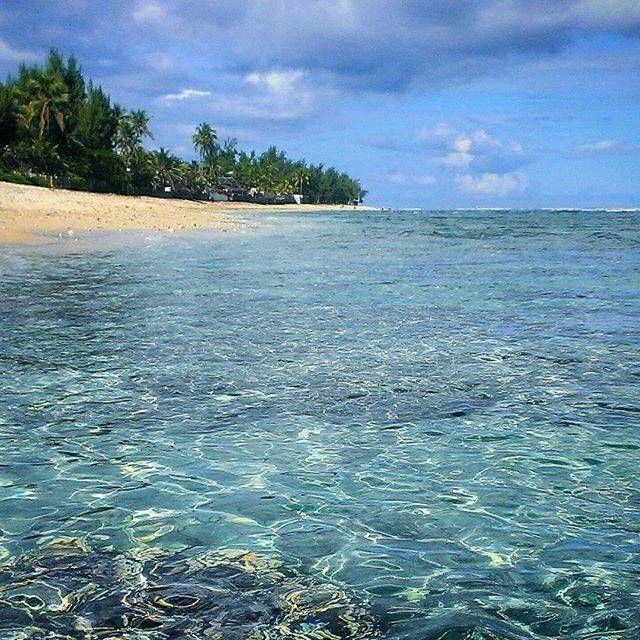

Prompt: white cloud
[78,0,640,97]
[205,1,640,93]
[440,151,474,167]
[204,69,323,121]
[573,139,636,156]
[453,135,473,153]
[471,130,502,148]
[162,70,316,121]
[380,123,527,197]
[162,89,211,102]
[455,171,528,196]
[245,70,305,94]
[133,2,166,24]
[415,124,526,174]
[378,123,527,198]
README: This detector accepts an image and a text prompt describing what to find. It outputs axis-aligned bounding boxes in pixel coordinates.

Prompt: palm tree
[115,118,137,160]
[115,110,152,154]
[199,157,221,191]
[294,167,310,196]
[17,71,69,138]
[218,137,238,175]
[149,147,182,190]
[275,177,297,196]
[129,109,153,141]
[115,110,153,181]
[192,122,217,162]
[236,155,258,190]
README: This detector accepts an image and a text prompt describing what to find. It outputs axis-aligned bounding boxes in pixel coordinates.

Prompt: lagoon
[1,209,639,639]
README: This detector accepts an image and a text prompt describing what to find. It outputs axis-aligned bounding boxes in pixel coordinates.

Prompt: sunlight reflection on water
[1,209,639,639]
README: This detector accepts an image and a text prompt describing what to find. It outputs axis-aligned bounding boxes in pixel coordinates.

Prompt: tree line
[0,50,367,204]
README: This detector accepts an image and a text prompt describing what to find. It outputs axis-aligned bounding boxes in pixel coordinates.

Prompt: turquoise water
[1,210,639,639]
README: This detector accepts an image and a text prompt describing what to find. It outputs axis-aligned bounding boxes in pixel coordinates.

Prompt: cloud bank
[1,1,638,206]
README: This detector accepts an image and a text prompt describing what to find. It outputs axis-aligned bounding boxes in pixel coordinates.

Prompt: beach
[2,3,639,637]
[0,181,377,244]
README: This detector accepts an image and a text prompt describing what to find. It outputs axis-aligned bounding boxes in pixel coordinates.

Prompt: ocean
[1,209,639,639]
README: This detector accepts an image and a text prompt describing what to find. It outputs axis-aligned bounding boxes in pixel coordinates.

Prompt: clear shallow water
[0,210,639,639]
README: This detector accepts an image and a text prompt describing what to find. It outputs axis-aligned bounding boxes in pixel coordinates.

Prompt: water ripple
[1,209,639,638]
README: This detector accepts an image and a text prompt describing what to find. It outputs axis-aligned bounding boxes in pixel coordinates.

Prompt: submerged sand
[0,181,376,244]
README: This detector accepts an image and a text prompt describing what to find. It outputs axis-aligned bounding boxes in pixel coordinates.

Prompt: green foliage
[80,148,127,192]
[115,110,152,168]
[216,146,365,204]
[192,122,217,162]
[15,68,69,139]
[0,50,131,193]
[60,173,89,191]
[7,138,63,180]
[149,147,184,190]
[75,83,118,151]
[198,138,365,204]
[0,82,18,148]
[0,166,49,187]
[0,51,365,204]
[128,148,155,194]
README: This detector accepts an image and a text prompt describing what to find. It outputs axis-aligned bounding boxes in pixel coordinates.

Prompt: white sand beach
[0,181,377,244]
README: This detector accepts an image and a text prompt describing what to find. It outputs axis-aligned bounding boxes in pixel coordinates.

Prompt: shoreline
[0,181,378,245]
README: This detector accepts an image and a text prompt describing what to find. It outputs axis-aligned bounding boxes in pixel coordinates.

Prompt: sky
[1,0,639,208]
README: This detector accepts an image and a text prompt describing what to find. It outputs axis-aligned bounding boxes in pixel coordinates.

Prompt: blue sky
[1,0,639,207]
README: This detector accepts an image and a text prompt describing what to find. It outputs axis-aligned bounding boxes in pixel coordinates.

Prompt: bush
[82,149,127,193]
[26,175,51,188]
[0,168,29,184]
[58,174,88,191]
[0,168,51,188]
